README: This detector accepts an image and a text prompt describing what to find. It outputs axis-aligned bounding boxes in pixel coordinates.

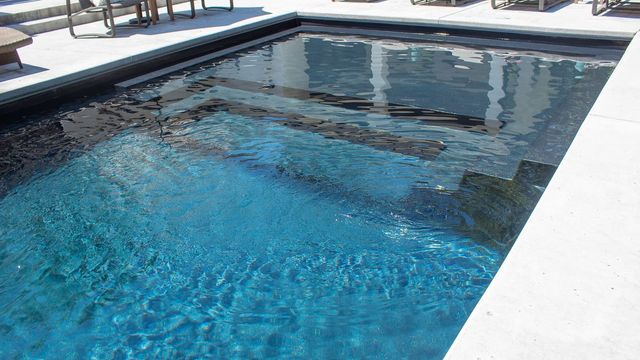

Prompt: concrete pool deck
[1,0,639,358]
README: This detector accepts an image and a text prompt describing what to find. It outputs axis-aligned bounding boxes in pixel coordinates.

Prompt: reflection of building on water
[254,36,569,134]
[369,42,391,105]
[271,37,310,97]
[203,35,595,187]
[485,54,506,129]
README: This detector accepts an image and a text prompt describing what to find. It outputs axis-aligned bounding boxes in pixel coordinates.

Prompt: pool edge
[444,31,640,360]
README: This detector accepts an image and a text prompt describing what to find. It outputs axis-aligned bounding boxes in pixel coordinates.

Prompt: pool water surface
[0,32,618,358]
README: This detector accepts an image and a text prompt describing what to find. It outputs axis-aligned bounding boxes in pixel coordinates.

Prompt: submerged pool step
[146,94,447,161]
[403,159,557,248]
[133,76,515,190]
[134,76,502,135]
[199,77,504,136]
[142,81,503,152]
[136,75,527,183]
[456,159,556,246]
[524,69,609,167]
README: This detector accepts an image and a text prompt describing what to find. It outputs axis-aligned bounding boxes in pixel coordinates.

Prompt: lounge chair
[0,27,33,69]
[491,0,568,11]
[593,0,640,14]
[202,0,233,12]
[410,0,478,6]
[165,0,231,21]
[165,0,196,20]
[66,0,151,38]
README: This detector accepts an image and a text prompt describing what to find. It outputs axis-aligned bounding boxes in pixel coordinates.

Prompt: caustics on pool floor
[0,32,617,358]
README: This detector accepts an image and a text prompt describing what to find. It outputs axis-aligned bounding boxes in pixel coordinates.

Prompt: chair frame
[167,0,232,21]
[0,50,24,69]
[410,0,478,6]
[166,0,196,20]
[491,0,567,11]
[201,0,233,12]
[592,0,640,15]
[66,0,151,38]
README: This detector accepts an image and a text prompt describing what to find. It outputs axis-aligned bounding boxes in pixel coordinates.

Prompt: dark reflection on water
[0,33,617,358]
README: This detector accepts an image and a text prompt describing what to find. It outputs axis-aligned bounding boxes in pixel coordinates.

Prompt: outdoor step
[10,8,139,35]
[1,0,191,35]
[0,0,82,26]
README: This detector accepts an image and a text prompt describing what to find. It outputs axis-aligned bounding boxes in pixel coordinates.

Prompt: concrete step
[0,0,82,26]
[10,7,142,35]
[1,0,191,35]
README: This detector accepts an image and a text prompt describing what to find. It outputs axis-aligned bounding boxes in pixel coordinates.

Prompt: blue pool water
[0,32,617,358]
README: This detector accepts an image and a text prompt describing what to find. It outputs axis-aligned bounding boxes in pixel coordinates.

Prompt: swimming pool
[0,31,618,358]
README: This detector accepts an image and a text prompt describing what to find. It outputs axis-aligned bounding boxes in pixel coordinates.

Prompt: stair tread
[0,1,82,26]
[2,0,189,34]
[0,0,77,15]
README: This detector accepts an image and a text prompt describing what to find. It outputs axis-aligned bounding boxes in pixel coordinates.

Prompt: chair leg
[147,0,158,25]
[65,0,79,38]
[170,0,196,20]
[144,0,155,28]
[592,0,608,14]
[106,6,117,37]
[202,0,233,11]
[103,9,110,28]
[69,2,152,38]
[0,50,23,69]
[167,0,175,21]
[142,0,151,27]
[71,11,121,38]
[189,0,196,18]
[67,16,78,38]
[136,4,143,24]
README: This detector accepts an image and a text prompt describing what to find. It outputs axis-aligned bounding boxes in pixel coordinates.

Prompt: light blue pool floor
[0,122,500,358]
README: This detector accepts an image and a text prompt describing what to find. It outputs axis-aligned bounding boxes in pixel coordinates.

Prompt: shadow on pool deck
[0,0,39,5]
[601,3,640,17]
[492,1,573,13]
[74,6,273,38]
[0,6,271,82]
[0,63,47,82]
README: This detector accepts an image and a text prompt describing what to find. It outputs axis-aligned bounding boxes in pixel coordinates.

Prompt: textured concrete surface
[0,0,196,35]
[0,0,639,359]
